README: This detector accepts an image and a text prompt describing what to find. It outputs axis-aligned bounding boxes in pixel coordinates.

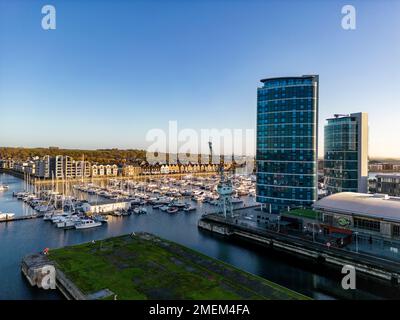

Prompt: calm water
[0,173,398,300]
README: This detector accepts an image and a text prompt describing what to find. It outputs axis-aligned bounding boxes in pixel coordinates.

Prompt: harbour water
[0,173,398,300]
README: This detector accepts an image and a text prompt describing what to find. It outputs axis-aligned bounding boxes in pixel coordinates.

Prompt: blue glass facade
[324,115,359,193]
[256,75,319,213]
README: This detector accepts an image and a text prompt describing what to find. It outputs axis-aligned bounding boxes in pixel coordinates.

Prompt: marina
[0,172,399,300]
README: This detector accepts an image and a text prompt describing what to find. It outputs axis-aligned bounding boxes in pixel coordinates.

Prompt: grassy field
[49,233,310,300]
[284,208,318,219]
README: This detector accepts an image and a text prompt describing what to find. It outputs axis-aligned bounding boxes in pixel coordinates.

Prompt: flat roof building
[313,192,400,240]
[376,174,400,197]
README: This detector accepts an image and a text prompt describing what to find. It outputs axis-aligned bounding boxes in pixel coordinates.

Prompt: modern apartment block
[34,155,50,178]
[256,75,319,213]
[49,155,64,179]
[324,113,368,194]
[376,174,400,196]
[48,155,92,179]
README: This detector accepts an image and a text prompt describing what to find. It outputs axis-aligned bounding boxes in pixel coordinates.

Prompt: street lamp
[354,231,359,253]
[312,222,315,243]
[277,215,281,233]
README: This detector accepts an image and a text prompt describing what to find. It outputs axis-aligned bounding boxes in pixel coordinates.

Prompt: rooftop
[260,75,318,83]
[48,233,308,300]
[376,173,400,179]
[313,192,400,223]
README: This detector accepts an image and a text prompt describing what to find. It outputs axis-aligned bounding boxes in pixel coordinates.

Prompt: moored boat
[75,219,102,229]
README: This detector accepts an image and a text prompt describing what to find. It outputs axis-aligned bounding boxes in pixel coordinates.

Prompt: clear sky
[0,0,399,158]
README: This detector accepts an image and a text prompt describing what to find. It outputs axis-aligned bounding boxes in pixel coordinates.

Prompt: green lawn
[284,208,318,220]
[49,233,310,300]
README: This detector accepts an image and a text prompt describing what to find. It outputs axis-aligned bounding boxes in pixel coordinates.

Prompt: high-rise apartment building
[324,113,368,194]
[256,75,319,213]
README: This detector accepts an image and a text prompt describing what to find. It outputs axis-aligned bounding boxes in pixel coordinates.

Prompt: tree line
[0,147,147,165]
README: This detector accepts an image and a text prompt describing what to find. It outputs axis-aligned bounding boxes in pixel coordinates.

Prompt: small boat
[75,219,102,229]
[113,210,123,217]
[171,201,187,208]
[0,185,9,192]
[57,217,79,229]
[167,207,179,214]
[160,205,169,212]
[183,205,196,212]
[93,215,108,223]
[152,204,163,209]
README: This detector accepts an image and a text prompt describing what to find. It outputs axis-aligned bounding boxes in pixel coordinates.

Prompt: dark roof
[260,75,318,83]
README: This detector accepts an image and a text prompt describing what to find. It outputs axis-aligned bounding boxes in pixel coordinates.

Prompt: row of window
[256,185,316,201]
[257,136,314,144]
[354,217,380,232]
[257,173,316,187]
[325,178,358,191]
[324,160,359,171]
[257,99,315,112]
[258,114,315,124]
[257,150,316,162]
[324,152,358,161]
[258,127,314,134]
[258,87,315,99]
[260,78,314,88]
[257,161,316,174]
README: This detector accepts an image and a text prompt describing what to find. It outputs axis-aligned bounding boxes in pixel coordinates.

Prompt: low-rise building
[82,200,130,214]
[122,165,142,176]
[312,192,400,240]
[376,174,400,197]
[34,156,50,178]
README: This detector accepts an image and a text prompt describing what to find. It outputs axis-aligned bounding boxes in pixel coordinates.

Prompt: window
[353,217,380,232]
[393,225,400,238]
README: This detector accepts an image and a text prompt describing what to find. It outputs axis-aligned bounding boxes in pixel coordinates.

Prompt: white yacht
[57,216,80,229]
[0,185,9,192]
[75,219,102,229]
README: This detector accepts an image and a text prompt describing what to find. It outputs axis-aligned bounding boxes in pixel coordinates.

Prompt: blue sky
[0,0,399,158]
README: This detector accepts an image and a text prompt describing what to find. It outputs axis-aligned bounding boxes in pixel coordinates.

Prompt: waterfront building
[376,174,400,196]
[324,113,368,194]
[82,200,130,214]
[122,165,142,177]
[105,165,112,176]
[14,161,35,175]
[91,164,99,177]
[64,156,75,178]
[75,160,91,178]
[34,156,50,178]
[313,192,400,241]
[256,75,319,213]
[98,165,105,176]
[49,155,64,179]
[369,163,384,172]
[0,159,14,169]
